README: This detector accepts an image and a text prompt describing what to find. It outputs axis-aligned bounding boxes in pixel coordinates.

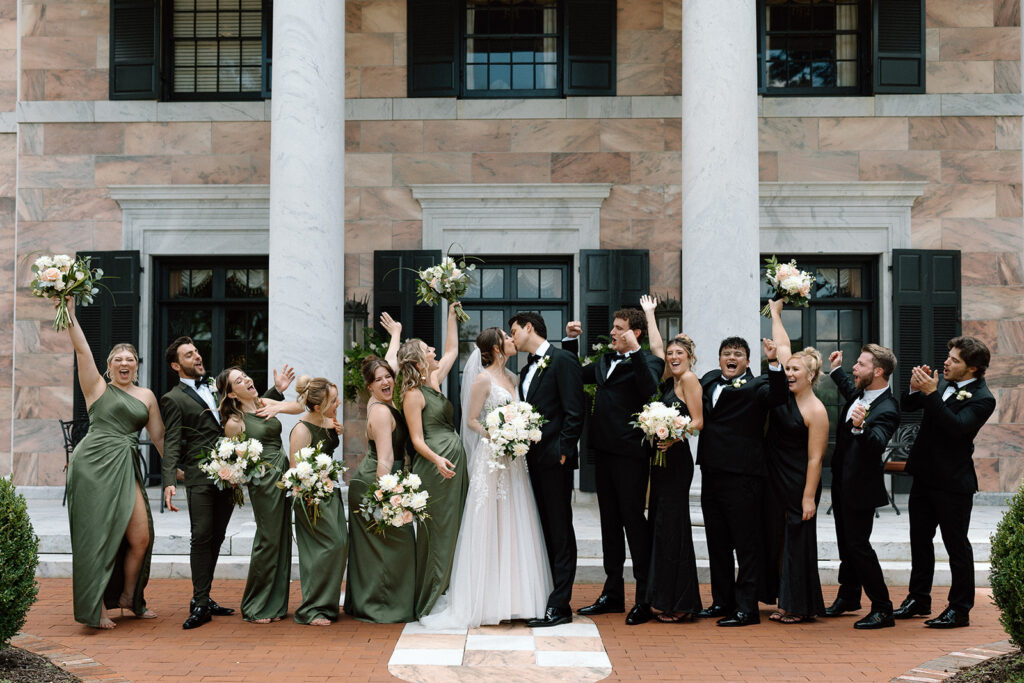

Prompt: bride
[419,327,553,629]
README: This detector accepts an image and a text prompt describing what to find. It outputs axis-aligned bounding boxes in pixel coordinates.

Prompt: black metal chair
[881,423,920,516]
[59,418,89,506]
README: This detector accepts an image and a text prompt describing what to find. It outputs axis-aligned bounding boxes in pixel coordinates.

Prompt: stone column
[681,0,761,371]
[268,2,346,415]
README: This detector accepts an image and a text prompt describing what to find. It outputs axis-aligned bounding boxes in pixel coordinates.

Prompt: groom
[509,312,584,628]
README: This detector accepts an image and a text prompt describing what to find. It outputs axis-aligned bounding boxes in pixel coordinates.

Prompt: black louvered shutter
[110,0,160,99]
[892,249,961,418]
[756,0,764,92]
[407,0,459,97]
[873,0,925,93]
[564,0,616,95]
[373,251,443,350]
[577,249,649,491]
[261,0,273,98]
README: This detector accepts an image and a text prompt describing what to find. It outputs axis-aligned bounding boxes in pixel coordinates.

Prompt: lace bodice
[480,381,515,417]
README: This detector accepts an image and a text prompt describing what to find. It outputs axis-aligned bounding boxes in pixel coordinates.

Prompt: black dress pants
[528,461,577,612]
[833,484,892,612]
[908,483,975,611]
[187,484,235,606]
[594,448,651,604]
[700,469,763,614]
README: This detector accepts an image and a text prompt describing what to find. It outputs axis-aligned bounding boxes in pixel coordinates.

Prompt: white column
[681,0,761,373]
[268,2,346,411]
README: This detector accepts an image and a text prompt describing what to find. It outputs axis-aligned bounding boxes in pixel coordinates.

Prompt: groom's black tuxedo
[519,344,584,612]
[902,377,995,612]
[160,380,283,608]
[564,339,663,604]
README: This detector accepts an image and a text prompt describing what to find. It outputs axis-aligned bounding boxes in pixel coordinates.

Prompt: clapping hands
[910,365,939,395]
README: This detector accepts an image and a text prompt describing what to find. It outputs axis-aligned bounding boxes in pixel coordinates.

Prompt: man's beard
[181,365,203,379]
[854,373,871,391]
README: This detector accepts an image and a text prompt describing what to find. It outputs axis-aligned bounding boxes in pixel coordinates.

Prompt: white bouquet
[198,434,270,507]
[761,255,813,317]
[29,254,104,330]
[631,401,698,467]
[483,401,547,471]
[415,254,476,323]
[357,472,430,536]
[277,441,347,526]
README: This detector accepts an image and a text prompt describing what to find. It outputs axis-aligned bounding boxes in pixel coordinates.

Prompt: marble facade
[0,1,1022,493]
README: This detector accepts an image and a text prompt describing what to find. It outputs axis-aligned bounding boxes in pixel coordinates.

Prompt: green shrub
[0,478,39,648]
[990,482,1024,648]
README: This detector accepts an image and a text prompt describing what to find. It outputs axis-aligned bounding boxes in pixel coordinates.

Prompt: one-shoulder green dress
[240,412,291,621]
[344,404,416,623]
[412,386,469,619]
[67,384,154,627]
[291,421,348,624]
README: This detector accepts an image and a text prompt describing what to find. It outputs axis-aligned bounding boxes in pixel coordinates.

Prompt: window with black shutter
[110,0,161,99]
[873,0,925,93]
[373,251,444,351]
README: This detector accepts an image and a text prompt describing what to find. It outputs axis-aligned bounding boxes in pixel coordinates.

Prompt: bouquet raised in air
[631,401,698,467]
[30,254,104,331]
[415,253,476,323]
[357,472,429,536]
[277,441,347,527]
[483,401,547,471]
[198,434,271,507]
[761,255,813,317]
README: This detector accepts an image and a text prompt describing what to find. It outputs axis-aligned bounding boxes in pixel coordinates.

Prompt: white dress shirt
[181,376,220,424]
[941,378,977,401]
[521,340,551,397]
[605,348,636,379]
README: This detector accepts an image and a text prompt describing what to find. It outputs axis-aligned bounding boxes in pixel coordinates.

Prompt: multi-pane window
[170,0,266,98]
[465,0,559,95]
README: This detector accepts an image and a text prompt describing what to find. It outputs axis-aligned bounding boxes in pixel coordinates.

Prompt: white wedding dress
[419,354,553,629]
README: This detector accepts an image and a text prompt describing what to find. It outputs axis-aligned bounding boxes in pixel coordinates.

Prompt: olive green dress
[344,404,416,623]
[67,385,154,627]
[292,421,348,624]
[412,386,470,619]
[240,412,291,621]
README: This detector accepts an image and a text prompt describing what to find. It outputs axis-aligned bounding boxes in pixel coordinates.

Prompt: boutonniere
[206,377,216,390]
[730,378,747,389]
[956,390,972,401]
[535,356,550,374]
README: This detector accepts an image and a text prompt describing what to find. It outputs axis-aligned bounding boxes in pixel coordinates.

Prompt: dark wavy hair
[216,366,245,425]
[949,336,991,377]
[477,327,506,367]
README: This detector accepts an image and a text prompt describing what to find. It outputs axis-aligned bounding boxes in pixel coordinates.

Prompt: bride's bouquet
[483,401,547,471]
[761,255,813,317]
[357,472,430,536]
[415,253,476,323]
[29,254,104,331]
[198,434,272,507]
[277,441,347,526]
[631,401,698,467]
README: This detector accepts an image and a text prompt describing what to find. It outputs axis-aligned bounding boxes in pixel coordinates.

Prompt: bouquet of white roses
[483,401,547,471]
[415,254,476,323]
[198,434,271,507]
[357,472,430,536]
[761,255,813,317]
[631,401,698,467]
[29,254,104,331]
[277,441,347,526]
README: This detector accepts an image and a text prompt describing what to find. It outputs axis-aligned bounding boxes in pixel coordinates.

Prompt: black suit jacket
[519,344,585,470]
[830,368,899,510]
[160,381,283,488]
[695,367,789,476]
[902,378,996,494]
[564,339,664,461]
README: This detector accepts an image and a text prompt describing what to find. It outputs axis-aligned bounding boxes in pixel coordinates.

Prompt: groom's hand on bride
[566,320,582,338]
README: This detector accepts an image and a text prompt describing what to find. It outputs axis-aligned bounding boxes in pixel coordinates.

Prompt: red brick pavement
[20,579,1011,682]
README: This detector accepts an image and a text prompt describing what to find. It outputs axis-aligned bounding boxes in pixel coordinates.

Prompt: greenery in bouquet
[29,254,104,331]
[414,249,479,324]
[357,472,429,536]
[277,441,347,527]
[761,255,813,317]
[482,401,548,471]
[198,434,273,507]
[631,400,699,467]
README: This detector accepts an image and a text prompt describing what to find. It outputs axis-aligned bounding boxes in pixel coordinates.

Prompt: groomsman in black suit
[160,337,291,629]
[696,336,787,626]
[824,344,900,629]
[509,312,585,628]
[564,309,664,625]
[893,336,996,629]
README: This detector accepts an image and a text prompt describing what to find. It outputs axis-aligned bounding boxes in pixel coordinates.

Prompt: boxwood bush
[990,482,1024,647]
[0,478,39,647]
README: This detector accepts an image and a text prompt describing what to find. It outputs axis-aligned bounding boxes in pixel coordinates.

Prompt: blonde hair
[397,339,427,399]
[296,375,335,413]
[666,335,697,368]
[104,343,139,383]
[791,347,823,386]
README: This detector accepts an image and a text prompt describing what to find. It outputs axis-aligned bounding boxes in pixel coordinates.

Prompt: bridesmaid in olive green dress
[287,375,347,626]
[63,298,166,629]
[217,366,300,623]
[397,304,470,619]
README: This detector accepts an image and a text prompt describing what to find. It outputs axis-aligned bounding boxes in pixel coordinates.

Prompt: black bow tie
[612,353,629,361]
[527,353,542,365]
[193,378,206,389]
[719,376,734,386]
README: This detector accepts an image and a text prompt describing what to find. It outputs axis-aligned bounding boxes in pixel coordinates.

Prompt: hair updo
[104,343,140,383]
[791,347,823,386]
[666,334,697,368]
[397,339,428,398]
[361,355,394,387]
[477,327,506,367]
[296,375,335,412]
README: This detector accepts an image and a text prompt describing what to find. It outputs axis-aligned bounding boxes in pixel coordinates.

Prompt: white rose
[315,453,333,468]
[405,473,422,489]
[379,473,400,491]
[512,442,530,458]
[248,440,263,456]
[296,461,314,478]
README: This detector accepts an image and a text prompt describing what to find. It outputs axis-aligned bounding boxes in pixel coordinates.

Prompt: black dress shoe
[577,594,625,616]
[696,604,733,619]
[717,611,760,627]
[893,596,931,620]
[183,605,212,630]
[925,607,969,629]
[824,597,862,617]
[625,604,653,625]
[190,598,235,616]
[853,610,895,629]
[527,607,572,628]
